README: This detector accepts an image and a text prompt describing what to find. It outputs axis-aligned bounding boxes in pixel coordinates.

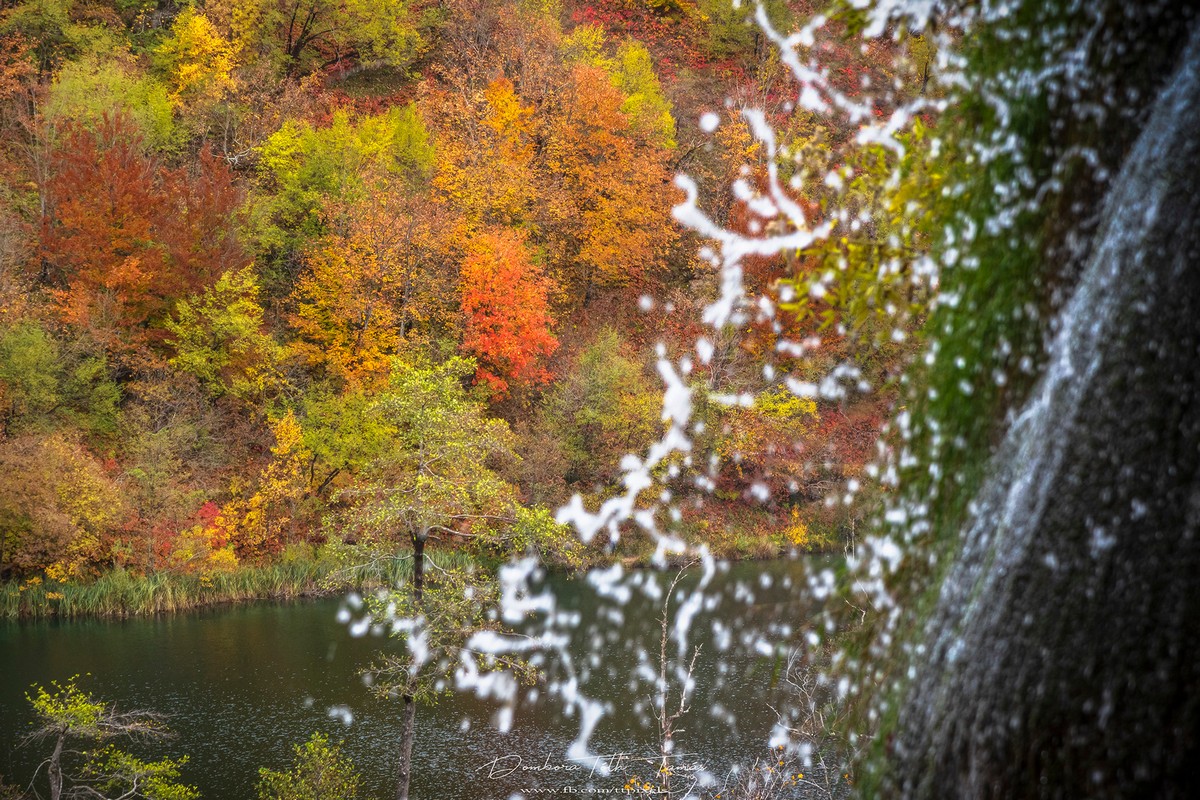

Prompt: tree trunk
[396,530,427,800]
[48,731,64,800]
[412,531,425,602]
[396,695,416,800]
[892,20,1200,800]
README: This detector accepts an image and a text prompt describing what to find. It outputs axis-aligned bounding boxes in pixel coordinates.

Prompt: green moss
[848,0,1196,792]
[843,3,1080,792]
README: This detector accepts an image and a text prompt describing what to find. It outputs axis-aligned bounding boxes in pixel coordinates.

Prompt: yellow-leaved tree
[153,8,236,107]
[429,77,541,239]
[542,62,677,299]
[215,412,311,563]
[290,187,455,390]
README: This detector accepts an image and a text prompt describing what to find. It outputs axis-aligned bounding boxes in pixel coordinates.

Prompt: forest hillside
[0,0,931,613]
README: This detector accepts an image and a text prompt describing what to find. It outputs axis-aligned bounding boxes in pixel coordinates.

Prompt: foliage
[710,386,820,504]
[544,62,676,294]
[288,187,452,389]
[0,0,907,602]
[476,505,583,567]
[612,39,676,148]
[81,745,199,800]
[697,0,792,61]
[166,267,285,403]
[428,77,541,236]
[779,120,941,344]
[219,0,428,75]
[459,228,558,400]
[0,434,124,579]
[344,357,518,543]
[543,329,659,486]
[290,237,403,387]
[256,732,360,800]
[154,7,237,107]
[56,339,121,438]
[27,676,108,735]
[254,106,434,256]
[217,411,311,563]
[46,54,178,152]
[0,320,59,432]
[25,676,198,800]
[41,113,172,341]
[0,0,99,71]
[561,25,676,147]
[299,388,396,497]
[116,401,220,574]
[40,115,245,352]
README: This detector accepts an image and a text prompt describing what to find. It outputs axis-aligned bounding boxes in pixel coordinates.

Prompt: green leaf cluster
[256,732,360,800]
[27,676,106,734]
[613,41,677,149]
[230,0,426,76]
[254,105,433,255]
[46,53,179,152]
[26,676,198,800]
[83,746,199,800]
[165,267,285,404]
[0,322,120,437]
[365,565,536,703]
[349,356,517,540]
[544,329,659,486]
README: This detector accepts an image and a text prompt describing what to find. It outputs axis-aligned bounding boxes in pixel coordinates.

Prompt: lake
[1,558,840,799]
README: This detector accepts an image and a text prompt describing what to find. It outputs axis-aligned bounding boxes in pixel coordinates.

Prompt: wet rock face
[892,19,1200,800]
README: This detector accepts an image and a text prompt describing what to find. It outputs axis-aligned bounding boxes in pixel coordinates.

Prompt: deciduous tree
[338,356,518,800]
[543,63,676,299]
[153,7,236,107]
[45,53,177,153]
[40,115,245,356]
[257,732,360,800]
[0,433,124,579]
[216,0,426,76]
[254,105,433,261]
[542,328,659,485]
[24,677,197,800]
[216,411,311,563]
[290,185,453,389]
[166,266,284,404]
[430,77,540,236]
[459,228,557,400]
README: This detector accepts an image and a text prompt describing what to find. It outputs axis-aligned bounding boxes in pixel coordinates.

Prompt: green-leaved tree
[24,676,197,800]
[339,356,573,800]
[256,732,360,800]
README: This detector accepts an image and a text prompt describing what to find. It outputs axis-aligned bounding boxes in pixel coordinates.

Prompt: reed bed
[0,547,479,620]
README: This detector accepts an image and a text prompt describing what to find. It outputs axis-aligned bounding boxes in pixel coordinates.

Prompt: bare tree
[619,564,703,800]
[653,567,702,800]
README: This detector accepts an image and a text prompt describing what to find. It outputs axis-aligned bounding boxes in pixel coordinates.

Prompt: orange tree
[459,228,558,401]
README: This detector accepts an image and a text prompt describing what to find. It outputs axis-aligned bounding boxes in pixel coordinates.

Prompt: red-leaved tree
[39,113,244,356]
[459,228,558,400]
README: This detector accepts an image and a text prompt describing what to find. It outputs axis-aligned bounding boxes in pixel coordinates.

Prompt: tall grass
[0,547,479,621]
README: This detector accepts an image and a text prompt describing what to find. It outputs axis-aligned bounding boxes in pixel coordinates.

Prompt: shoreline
[2,540,842,622]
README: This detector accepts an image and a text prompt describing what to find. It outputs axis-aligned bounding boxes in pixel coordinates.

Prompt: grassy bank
[1,548,489,621]
[3,531,841,621]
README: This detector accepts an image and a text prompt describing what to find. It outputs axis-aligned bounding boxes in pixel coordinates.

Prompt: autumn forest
[0,0,933,615]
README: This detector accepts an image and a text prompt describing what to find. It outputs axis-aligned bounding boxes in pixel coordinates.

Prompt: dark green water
[1,559,826,799]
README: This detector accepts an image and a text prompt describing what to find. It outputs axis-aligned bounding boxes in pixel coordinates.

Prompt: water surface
[1,559,826,798]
